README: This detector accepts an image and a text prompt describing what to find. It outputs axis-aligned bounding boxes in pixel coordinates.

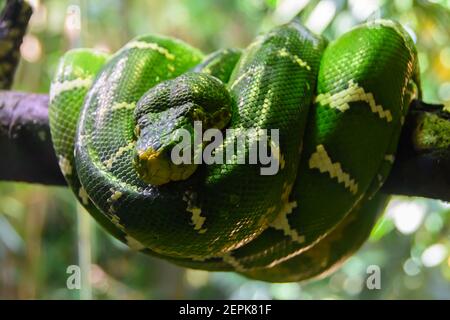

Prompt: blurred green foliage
[0,0,449,299]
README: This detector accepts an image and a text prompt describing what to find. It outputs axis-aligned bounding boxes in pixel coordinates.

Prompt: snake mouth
[135,148,197,185]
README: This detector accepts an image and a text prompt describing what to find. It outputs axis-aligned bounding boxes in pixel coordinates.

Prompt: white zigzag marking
[384,154,395,163]
[123,41,175,60]
[222,253,246,272]
[111,101,136,111]
[270,201,305,244]
[98,102,136,120]
[315,80,393,122]
[277,48,311,70]
[107,188,123,214]
[58,155,72,176]
[188,207,206,233]
[50,78,92,101]
[103,141,135,169]
[183,191,207,234]
[309,144,358,195]
[78,187,89,205]
[110,214,126,232]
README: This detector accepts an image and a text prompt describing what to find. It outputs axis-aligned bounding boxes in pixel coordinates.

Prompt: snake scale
[49,18,420,282]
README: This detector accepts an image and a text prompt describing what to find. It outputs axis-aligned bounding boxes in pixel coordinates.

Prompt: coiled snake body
[49,19,420,282]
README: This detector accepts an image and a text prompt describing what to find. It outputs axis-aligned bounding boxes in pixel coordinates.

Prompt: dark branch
[0,0,447,202]
[0,0,32,89]
[0,0,63,185]
[0,91,448,202]
[0,90,65,185]
[382,101,450,201]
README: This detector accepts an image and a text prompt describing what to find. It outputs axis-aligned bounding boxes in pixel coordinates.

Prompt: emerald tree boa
[49,19,419,282]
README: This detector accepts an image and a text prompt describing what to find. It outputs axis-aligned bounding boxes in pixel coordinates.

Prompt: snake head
[134,72,232,185]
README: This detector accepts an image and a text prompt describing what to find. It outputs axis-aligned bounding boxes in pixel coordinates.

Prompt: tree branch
[0,90,65,185]
[382,101,450,201]
[0,1,65,185]
[0,90,448,201]
[0,0,447,202]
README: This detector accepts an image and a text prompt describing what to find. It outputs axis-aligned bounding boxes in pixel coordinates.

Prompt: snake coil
[49,19,420,282]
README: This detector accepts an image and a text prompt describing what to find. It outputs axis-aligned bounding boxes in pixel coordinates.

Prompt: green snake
[49,19,420,282]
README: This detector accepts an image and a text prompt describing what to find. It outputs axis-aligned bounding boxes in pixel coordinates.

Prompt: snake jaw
[135,147,198,185]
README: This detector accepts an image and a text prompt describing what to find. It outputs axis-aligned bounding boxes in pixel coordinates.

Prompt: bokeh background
[0,0,449,299]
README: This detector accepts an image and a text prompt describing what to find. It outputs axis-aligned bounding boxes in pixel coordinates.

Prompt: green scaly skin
[242,193,390,282]
[49,19,420,282]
